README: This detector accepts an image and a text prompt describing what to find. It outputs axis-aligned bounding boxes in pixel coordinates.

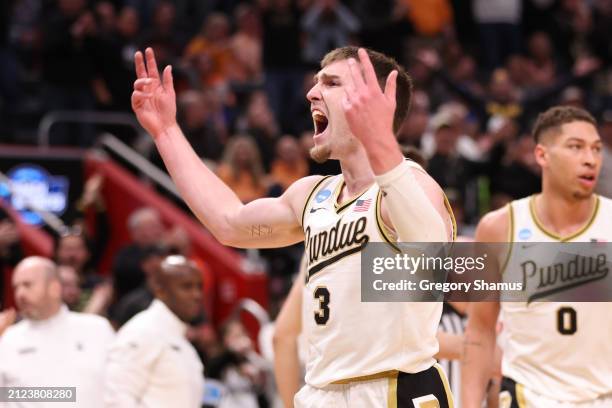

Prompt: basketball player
[132,46,455,406]
[462,106,612,407]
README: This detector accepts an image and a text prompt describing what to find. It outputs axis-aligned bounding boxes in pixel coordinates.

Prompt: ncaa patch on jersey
[518,228,532,240]
[315,189,332,203]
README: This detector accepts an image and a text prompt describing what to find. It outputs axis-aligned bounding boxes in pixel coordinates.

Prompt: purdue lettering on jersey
[500,194,612,402]
[305,216,369,279]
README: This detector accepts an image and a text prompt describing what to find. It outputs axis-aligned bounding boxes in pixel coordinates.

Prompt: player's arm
[273,269,304,408]
[342,48,448,242]
[461,207,508,408]
[435,331,464,361]
[131,48,319,248]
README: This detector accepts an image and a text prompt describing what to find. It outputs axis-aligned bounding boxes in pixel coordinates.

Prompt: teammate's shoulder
[475,204,511,242]
[596,194,612,208]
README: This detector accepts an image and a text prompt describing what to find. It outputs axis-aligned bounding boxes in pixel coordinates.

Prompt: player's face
[306,59,358,162]
[538,121,603,199]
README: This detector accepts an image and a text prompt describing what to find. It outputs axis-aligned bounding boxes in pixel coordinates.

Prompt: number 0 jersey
[300,164,454,388]
[500,195,612,402]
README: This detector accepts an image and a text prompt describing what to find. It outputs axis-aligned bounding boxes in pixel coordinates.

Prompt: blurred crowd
[1,0,611,228]
[1,1,612,405]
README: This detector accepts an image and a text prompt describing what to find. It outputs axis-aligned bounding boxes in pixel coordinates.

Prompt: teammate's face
[306,60,358,162]
[536,121,602,199]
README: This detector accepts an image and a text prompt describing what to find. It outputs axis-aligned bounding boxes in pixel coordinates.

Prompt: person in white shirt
[104,255,205,407]
[0,256,115,408]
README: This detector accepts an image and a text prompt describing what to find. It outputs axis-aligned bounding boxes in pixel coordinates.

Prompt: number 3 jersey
[300,166,454,388]
[500,195,612,402]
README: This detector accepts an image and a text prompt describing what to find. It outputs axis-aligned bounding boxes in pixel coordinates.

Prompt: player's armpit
[221,176,324,249]
[460,302,500,408]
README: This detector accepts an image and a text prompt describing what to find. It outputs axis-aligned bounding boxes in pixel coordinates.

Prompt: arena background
[0,0,611,406]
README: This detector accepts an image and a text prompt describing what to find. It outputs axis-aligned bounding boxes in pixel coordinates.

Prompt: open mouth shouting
[312,109,329,141]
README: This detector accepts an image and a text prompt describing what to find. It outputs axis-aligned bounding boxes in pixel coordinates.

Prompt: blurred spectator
[590,0,612,64]
[239,90,280,168]
[269,135,308,193]
[59,264,82,310]
[41,0,100,146]
[472,0,522,70]
[490,134,541,208]
[596,109,612,198]
[402,0,453,38]
[104,255,205,408]
[0,206,22,308]
[176,90,227,162]
[94,5,139,114]
[287,70,318,136]
[549,0,594,66]
[418,48,602,130]
[260,0,304,131]
[0,1,19,139]
[184,12,235,89]
[524,31,557,89]
[301,0,360,65]
[207,319,270,408]
[138,0,182,68]
[397,89,431,148]
[112,207,165,303]
[0,257,115,408]
[230,4,263,84]
[216,135,268,203]
[111,244,165,327]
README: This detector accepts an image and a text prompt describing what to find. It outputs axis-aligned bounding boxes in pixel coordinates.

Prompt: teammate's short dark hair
[321,46,413,135]
[532,106,597,143]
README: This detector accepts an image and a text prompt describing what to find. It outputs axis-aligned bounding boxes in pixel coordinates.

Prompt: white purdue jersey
[500,194,612,402]
[300,164,453,388]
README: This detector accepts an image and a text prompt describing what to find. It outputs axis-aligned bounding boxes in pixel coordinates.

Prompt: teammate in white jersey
[462,106,612,408]
[131,45,454,407]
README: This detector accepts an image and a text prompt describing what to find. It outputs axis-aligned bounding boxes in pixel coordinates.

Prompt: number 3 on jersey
[314,286,330,325]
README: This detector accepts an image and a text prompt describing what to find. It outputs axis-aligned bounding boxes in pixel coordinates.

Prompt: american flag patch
[353,198,372,212]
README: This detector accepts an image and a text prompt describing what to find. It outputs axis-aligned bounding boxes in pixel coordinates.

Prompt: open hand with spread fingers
[342,48,403,174]
[131,47,177,138]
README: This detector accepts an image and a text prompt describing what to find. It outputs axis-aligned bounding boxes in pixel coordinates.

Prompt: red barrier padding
[83,153,268,326]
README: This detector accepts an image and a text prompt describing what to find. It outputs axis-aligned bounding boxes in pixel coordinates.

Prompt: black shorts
[391,364,454,408]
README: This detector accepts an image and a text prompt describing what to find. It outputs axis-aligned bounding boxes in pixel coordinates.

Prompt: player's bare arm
[132,48,321,248]
[461,206,508,408]
[342,48,449,242]
[273,270,304,408]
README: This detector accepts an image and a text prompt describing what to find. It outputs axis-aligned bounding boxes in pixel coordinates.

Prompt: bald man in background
[104,255,205,407]
[0,256,115,408]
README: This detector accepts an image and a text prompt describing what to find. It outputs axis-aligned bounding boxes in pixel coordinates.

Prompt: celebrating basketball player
[132,46,455,407]
[462,106,612,407]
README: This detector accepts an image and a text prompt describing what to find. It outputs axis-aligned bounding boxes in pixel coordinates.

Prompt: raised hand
[342,48,402,173]
[131,48,177,138]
